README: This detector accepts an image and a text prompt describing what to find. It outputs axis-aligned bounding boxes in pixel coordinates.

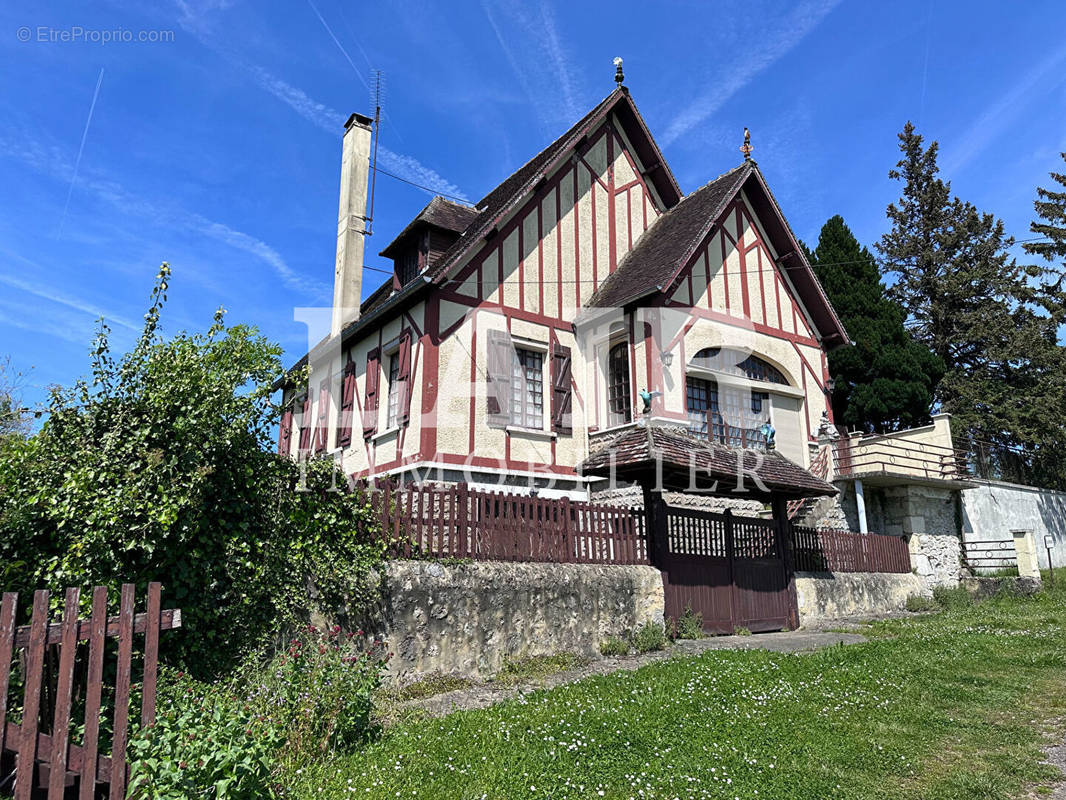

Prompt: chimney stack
[331,112,374,338]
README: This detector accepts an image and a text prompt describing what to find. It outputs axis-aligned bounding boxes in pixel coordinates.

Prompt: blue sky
[2,0,1065,410]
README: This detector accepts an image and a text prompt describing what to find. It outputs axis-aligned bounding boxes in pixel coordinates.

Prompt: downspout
[855,479,869,534]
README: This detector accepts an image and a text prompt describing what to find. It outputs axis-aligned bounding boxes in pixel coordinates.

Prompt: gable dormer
[380,196,478,289]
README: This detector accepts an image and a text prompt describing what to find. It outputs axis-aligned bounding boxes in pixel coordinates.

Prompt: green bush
[933,584,974,610]
[128,670,282,799]
[732,626,752,637]
[632,622,667,653]
[905,594,936,612]
[674,606,704,640]
[600,636,630,656]
[0,265,385,677]
[129,625,389,797]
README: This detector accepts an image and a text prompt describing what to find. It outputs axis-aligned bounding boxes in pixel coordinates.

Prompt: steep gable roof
[379,196,478,258]
[587,161,849,349]
[426,87,682,283]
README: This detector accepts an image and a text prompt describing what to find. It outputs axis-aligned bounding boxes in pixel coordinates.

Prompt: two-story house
[278,83,849,502]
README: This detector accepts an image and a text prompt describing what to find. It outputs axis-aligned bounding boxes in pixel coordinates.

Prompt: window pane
[387,354,401,428]
[511,347,543,429]
[607,342,631,427]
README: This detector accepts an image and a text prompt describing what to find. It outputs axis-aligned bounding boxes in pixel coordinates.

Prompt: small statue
[759,420,776,450]
[638,388,662,415]
[816,410,839,441]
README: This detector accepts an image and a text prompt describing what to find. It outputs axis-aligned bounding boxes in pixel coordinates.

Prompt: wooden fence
[0,583,181,799]
[789,527,912,573]
[366,482,648,565]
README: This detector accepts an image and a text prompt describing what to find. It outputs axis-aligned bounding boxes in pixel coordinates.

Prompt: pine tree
[807,216,943,433]
[877,123,1066,488]
[1024,151,1066,274]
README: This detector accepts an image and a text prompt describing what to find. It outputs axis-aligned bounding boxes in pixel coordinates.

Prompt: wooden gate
[661,508,794,634]
[0,583,181,799]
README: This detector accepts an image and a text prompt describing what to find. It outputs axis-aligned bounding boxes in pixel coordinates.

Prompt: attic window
[396,249,420,286]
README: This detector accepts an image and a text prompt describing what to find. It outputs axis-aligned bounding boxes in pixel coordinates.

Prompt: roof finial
[613,56,624,88]
[740,127,753,161]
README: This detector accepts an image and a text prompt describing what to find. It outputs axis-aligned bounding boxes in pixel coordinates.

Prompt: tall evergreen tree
[807,216,942,433]
[877,123,1066,487]
[1024,151,1066,273]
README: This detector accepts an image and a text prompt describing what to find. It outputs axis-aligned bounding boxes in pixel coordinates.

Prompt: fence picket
[15,591,49,800]
[108,584,135,800]
[0,593,16,761]
[46,588,81,799]
[79,587,107,800]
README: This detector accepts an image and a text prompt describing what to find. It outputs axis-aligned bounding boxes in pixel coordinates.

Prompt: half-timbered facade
[280,87,848,500]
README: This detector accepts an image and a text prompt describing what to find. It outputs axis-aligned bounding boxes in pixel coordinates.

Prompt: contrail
[57,67,104,238]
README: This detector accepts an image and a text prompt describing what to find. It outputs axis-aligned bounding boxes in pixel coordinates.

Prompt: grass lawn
[288,582,1066,799]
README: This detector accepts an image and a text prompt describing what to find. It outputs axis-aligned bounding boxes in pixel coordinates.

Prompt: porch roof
[579,424,838,500]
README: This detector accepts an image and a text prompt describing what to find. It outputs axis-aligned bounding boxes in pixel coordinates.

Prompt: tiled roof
[426,87,681,283]
[379,196,478,258]
[587,163,751,309]
[580,424,837,499]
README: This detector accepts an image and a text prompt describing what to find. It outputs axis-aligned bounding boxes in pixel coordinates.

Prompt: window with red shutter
[396,330,413,427]
[550,342,573,435]
[337,359,357,448]
[314,376,330,453]
[278,407,293,456]
[297,394,312,452]
[363,349,381,440]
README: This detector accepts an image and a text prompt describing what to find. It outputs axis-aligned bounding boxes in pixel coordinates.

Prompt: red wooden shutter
[486,329,513,428]
[396,330,413,427]
[551,342,573,435]
[314,376,330,453]
[278,407,293,456]
[363,349,381,440]
[297,394,312,452]
[337,359,357,447]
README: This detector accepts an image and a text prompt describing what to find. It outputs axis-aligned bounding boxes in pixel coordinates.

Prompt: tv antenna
[366,69,384,236]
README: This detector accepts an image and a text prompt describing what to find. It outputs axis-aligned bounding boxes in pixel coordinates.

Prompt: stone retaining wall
[794,571,928,622]
[374,560,665,684]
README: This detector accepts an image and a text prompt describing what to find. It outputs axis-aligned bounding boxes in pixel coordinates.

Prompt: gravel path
[1039,739,1066,799]
[394,629,865,720]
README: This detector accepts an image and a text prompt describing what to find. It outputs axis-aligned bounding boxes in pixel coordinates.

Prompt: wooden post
[641,485,668,569]
[772,495,800,630]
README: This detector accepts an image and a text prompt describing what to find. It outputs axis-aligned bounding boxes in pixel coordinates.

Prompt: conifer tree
[1024,151,1066,273]
[807,216,942,433]
[877,123,1066,487]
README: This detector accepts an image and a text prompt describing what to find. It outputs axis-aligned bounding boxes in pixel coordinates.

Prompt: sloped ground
[289,584,1066,799]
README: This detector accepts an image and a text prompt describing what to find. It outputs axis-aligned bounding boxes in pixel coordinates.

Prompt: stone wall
[794,571,928,622]
[961,480,1066,570]
[372,560,664,684]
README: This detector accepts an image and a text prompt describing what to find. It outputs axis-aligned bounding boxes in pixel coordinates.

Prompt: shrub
[128,670,282,799]
[732,626,752,637]
[632,622,667,653]
[129,625,389,796]
[600,636,630,656]
[933,584,974,610]
[250,625,390,758]
[905,593,936,612]
[674,606,704,640]
[0,265,386,677]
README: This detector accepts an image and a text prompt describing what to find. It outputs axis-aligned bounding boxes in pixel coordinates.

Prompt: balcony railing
[832,436,972,482]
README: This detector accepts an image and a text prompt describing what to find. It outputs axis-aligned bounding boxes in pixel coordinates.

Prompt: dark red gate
[661,508,794,634]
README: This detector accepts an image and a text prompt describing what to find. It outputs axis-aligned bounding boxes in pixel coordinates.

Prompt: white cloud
[662,0,842,147]
[0,260,140,332]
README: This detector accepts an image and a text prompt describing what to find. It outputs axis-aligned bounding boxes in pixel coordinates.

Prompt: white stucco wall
[961,480,1066,570]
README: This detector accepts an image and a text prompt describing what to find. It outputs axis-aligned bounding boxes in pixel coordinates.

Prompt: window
[686,376,769,448]
[396,249,419,286]
[386,352,402,428]
[510,347,544,429]
[607,341,631,427]
[689,348,788,385]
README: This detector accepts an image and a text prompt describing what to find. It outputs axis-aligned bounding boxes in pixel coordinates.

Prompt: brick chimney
[331,112,374,338]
